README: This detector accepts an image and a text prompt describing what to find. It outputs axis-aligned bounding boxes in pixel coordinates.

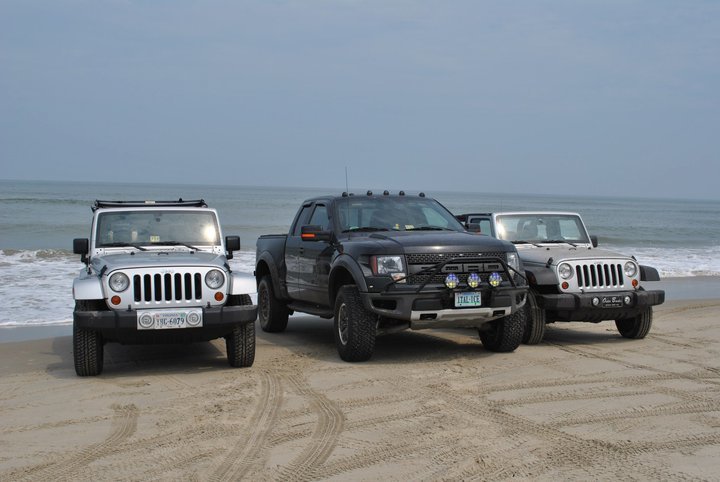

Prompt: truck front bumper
[74,304,258,343]
[537,289,665,322]
[361,285,527,329]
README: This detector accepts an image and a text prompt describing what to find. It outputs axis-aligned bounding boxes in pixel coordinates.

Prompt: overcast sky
[1,1,718,199]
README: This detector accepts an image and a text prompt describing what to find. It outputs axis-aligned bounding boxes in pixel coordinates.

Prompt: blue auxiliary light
[444,273,459,289]
[467,272,480,288]
[488,272,502,287]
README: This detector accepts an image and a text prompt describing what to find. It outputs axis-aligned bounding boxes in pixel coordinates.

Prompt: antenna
[345,166,349,194]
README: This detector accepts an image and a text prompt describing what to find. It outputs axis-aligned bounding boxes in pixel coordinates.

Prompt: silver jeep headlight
[558,263,574,280]
[205,269,225,289]
[109,272,130,292]
[624,261,638,278]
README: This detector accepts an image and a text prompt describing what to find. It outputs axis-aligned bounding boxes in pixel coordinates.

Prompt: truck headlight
[624,261,638,277]
[205,269,225,289]
[109,272,130,292]
[558,263,574,280]
[371,255,405,276]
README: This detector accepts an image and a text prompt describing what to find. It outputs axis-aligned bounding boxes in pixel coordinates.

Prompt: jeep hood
[348,231,513,253]
[91,252,227,273]
[516,245,632,266]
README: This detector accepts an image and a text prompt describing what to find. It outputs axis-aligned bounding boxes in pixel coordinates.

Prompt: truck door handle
[299,248,304,255]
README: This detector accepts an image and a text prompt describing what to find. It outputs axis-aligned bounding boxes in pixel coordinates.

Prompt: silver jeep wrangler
[72,199,258,376]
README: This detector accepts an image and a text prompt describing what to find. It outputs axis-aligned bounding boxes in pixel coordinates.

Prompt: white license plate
[137,309,203,330]
[455,292,482,308]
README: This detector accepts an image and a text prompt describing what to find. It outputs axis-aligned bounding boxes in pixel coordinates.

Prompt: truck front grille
[574,262,625,289]
[405,252,508,286]
[132,272,203,302]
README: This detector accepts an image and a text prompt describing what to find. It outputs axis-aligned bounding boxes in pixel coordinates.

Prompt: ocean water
[1,180,718,327]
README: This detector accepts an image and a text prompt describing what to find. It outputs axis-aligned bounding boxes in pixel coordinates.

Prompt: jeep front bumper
[74,304,258,343]
[537,289,665,322]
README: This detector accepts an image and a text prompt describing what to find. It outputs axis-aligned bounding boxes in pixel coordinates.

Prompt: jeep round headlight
[205,269,225,289]
[624,261,638,278]
[558,263,574,280]
[109,272,130,292]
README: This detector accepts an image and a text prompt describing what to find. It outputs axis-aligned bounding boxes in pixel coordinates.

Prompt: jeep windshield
[95,210,220,248]
[335,197,464,233]
[495,214,590,244]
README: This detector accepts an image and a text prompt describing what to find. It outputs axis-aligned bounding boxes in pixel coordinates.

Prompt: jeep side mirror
[466,223,482,233]
[225,235,240,259]
[73,238,89,264]
[300,225,332,242]
[590,235,598,248]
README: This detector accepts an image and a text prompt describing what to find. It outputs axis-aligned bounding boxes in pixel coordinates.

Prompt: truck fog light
[187,311,201,326]
[467,273,480,288]
[488,272,502,287]
[214,292,224,302]
[138,313,154,328]
[592,297,600,306]
[624,296,632,305]
[110,295,122,305]
[445,273,459,289]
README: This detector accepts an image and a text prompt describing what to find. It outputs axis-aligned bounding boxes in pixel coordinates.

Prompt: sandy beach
[1,291,719,480]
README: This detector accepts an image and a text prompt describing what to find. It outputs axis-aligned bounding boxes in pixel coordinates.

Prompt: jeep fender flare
[73,276,104,301]
[229,271,256,296]
[255,251,288,299]
[329,254,368,303]
[640,265,661,282]
[524,266,557,287]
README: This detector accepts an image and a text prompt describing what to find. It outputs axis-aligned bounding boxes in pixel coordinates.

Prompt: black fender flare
[640,265,661,282]
[255,251,288,300]
[524,266,558,287]
[329,254,368,303]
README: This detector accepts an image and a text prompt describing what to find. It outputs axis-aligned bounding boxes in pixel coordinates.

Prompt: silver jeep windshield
[495,214,590,244]
[95,210,220,247]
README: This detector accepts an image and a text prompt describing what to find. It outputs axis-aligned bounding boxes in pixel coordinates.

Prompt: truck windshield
[495,214,590,244]
[95,210,220,247]
[335,197,464,232]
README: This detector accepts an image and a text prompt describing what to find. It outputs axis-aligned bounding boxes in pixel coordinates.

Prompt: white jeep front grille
[571,262,625,290]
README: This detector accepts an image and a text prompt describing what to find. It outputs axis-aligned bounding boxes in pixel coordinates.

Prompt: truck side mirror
[590,235,598,248]
[225,236,240,259]
[73,238,89,264]
[466,223,482,233]
[301,225,332,242]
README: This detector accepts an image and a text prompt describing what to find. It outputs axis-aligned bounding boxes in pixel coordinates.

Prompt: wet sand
[1,295,720,480]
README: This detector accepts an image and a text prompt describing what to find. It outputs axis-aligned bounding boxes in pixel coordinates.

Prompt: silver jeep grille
[574,262,625,289]
[133,272,203,302]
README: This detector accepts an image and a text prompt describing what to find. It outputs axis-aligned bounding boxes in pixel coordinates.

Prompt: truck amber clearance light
[110,295,122,305]
[214,292,224,302]
[301,233,315,240]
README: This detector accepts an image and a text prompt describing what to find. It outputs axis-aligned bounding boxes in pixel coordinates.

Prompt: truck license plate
[601,296,624,308]
[455,292,482,308]
[137,309,203,330]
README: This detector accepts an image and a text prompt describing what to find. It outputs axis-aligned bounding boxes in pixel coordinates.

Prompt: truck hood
[91,251,227,273]
[516,245,631,266]
[345,231,514,253]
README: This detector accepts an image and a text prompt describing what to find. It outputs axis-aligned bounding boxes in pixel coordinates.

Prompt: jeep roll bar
[92,199,208,211]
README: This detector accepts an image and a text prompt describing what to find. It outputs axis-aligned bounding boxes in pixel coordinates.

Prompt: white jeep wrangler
[72,199,257,376]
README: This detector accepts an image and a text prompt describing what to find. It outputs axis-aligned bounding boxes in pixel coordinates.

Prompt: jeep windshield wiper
[545,239,579,247]
[150,241,200,251]
[512,240,543,247]
[100,242,147,251]
[341,226,389,233]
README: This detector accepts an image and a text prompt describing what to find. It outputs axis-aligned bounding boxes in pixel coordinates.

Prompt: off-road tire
[522,291,546,345]
[258,275,289,333]
[479,307,525,353]
[616,307,653,339]
[225,294,256,367]
[334,285,376,362]
[73,301,104,376]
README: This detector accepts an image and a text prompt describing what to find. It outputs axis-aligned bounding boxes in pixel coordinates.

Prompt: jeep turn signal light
[214,292,224,302]
[110,295,121,305]
[632,279,639,288]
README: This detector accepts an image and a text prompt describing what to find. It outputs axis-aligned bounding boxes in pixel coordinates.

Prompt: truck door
[285,204,312,298]
[297,203,333,305]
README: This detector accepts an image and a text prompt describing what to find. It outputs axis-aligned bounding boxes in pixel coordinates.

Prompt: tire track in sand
[11,404,139,482]
[209,371,283,482]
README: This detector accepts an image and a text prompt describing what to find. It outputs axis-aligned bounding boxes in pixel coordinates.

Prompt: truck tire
[615,307,652,339]
[258,275,289,333]
[522,291,546,345]
[73,301,104,376]
[225,294,256,367]
[479,308,524,353]
[334,285,376,362]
